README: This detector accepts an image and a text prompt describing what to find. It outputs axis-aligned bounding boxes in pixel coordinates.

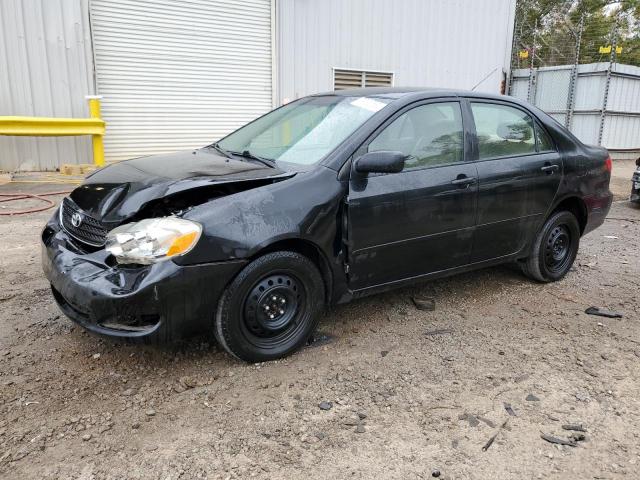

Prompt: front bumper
[41,215,246,342]
[631,170,640,203]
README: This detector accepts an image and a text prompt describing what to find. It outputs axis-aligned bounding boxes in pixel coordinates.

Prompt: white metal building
[0,0,516,171]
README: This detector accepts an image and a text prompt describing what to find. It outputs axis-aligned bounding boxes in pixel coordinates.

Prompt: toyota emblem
[71,212,83,228]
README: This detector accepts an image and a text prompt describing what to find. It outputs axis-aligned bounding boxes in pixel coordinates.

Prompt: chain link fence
[508,3,640,159]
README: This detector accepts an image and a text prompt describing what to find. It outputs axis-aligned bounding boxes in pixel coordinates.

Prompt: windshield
[217,95,391,165]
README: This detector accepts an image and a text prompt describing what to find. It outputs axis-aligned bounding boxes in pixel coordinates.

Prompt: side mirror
[354,151,406,174]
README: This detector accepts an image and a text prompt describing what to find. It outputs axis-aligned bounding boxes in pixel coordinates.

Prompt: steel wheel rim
[544,224,572,273]
[241,273,306,348]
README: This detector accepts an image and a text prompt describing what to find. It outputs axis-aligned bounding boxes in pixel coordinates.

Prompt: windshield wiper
[229,149,277,168]
[210,142,233,159]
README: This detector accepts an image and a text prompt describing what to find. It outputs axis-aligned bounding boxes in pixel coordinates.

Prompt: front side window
[218,95,391,166]
[368,102,464,170]
[471,103,536,159]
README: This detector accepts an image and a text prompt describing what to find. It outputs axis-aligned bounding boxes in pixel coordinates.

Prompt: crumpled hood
[69,148,294,223]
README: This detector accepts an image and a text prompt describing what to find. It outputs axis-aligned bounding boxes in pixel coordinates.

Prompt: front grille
[60,198,109,247]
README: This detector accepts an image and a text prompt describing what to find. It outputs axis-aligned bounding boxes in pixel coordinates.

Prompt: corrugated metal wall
[511,62,640,152]
[276,0,517,103]
[1,0,518,171]
[0,0,95,171]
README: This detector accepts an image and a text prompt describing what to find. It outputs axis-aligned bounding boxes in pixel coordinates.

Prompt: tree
[513,0,640,67]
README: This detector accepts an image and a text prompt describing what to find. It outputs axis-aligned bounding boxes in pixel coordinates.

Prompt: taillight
[604,156,612,173]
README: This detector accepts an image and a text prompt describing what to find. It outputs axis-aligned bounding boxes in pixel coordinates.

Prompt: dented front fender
[178,166,346,265]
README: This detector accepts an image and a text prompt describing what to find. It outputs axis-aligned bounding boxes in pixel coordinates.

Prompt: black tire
[521,210,580,283]
[215,251,324,362]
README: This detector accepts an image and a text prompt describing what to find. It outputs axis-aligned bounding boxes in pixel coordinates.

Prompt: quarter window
[471,103,536,159]
[536,122,555,152]
[368,102,464,170]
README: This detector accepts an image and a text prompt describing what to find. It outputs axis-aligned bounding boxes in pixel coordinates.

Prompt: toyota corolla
[42,88,613,362]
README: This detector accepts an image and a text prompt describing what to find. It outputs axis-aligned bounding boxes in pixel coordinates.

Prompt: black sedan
[42,88,613,362]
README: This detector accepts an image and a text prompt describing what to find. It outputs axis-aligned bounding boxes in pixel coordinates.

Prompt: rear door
[467,100,562,262]
[346,100,478,290]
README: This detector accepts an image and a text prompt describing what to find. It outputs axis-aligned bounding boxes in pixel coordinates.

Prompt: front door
[467,100,563,262]
[347,100,478,290]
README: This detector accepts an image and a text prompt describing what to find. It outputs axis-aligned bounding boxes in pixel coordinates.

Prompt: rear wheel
[215,251,324,362]
[521,210,580,283]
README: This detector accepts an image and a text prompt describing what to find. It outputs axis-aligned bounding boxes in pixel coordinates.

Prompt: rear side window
[471,103,536,159]
[368,102,464,170]
[536,123,555,152]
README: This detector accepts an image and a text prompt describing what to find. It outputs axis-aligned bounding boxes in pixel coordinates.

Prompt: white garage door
[90,0,273,162]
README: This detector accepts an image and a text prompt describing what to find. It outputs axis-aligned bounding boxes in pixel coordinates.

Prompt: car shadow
[319,264,527,334]
[62,263,528,371]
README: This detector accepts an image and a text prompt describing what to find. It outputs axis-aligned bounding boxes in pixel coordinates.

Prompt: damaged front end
[42,216,247,340]
[58,174,293,251]
[42,148,295,340]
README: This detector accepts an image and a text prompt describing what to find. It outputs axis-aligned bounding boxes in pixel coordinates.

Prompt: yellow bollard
[86,95,105,166]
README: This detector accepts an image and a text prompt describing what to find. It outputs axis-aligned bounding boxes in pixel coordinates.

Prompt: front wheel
[215,251,324,362]
[521,210,580,283]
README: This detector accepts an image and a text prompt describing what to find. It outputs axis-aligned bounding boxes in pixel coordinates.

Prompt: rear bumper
[583,191,613,235]
[41,215,246,342]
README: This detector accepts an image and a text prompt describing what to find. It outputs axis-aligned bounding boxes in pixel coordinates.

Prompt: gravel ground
[0,166,639,479]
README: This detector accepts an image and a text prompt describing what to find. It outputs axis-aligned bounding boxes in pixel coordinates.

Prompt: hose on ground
[0,191,71,216]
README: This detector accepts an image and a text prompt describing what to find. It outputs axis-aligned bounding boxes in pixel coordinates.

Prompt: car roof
[311,86,573,171]
[311,86,510,102]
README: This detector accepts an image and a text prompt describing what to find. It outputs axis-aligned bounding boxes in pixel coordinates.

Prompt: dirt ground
[1,162,639,479]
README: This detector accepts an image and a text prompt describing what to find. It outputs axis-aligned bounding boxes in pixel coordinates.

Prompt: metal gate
[508,6,640,159]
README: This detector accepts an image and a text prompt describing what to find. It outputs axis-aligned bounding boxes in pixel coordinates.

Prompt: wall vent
[333,69,394,90]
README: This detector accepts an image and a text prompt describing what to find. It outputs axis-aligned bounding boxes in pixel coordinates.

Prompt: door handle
[541,164,559,174]
[451,176,477,187]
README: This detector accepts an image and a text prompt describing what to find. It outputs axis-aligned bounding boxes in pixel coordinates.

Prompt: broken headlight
[106,217,202,265]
